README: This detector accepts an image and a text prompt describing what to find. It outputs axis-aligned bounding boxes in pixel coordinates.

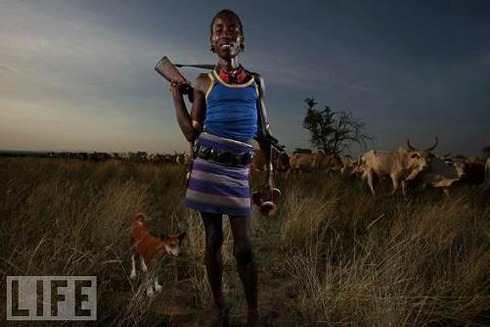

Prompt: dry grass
[0,158,489,326]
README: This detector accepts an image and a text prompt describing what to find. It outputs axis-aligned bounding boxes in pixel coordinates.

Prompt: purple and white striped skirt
[185,132,254,217]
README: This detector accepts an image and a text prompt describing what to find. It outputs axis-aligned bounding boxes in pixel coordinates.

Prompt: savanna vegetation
[1,157,489,326]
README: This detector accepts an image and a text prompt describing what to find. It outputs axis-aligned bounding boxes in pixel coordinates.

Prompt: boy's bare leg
[201,213,225,307]
[229,216,258,326]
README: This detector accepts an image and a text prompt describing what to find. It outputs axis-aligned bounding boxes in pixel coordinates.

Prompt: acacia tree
[303,97,371,155]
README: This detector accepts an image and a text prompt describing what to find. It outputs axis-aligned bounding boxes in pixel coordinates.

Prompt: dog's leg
[154,276,162,292]
[146,284,155,297]
[130,247,137,279]
[140,257,154,296]
[140,256,148,273]
[145,271,154,297]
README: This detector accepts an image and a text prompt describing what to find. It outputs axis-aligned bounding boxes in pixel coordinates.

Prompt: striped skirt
[185,132,253,217]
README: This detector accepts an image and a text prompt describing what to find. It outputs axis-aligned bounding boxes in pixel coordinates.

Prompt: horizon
[1,145,487,159]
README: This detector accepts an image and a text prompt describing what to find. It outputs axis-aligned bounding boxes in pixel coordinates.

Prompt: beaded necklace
[217,66,249,84]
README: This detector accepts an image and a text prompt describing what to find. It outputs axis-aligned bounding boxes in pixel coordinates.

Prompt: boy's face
[210,13,243,59]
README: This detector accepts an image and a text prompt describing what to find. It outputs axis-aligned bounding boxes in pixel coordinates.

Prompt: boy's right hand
[169,81,188,94]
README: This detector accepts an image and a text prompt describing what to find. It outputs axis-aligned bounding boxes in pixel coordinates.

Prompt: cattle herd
[3,150,190,165]
[3,141,489,196]
[251,138,490,197]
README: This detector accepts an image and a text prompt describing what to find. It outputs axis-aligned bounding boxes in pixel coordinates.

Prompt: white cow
[360,138,438,196]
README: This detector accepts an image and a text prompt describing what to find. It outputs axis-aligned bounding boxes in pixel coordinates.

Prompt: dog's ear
[132,213,147,223]
[178,232,187,241]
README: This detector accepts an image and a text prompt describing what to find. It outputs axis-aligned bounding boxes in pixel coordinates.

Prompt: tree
[303,97,371,155]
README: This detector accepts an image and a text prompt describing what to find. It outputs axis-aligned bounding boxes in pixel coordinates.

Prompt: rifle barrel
[175,64,215,70]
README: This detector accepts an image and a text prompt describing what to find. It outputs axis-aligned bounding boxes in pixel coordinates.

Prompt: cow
[459,161,486,186]
[288,152,315,174]
[360,137,438,196]
[314,153,343,173]
[414,156,466,196]
[287,152,342,175]
[340,154,361,176]
[250,148,290,172]
[148,153,177,164]
[174,151,187,165]
[88,151,111,163]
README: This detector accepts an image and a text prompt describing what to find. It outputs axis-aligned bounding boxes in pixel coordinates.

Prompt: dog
[128,213,186,296]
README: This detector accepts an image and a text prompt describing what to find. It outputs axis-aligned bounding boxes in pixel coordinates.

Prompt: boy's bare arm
[169,73,208,142]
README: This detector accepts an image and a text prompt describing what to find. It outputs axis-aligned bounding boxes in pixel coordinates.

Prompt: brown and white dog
[128,213,186,296]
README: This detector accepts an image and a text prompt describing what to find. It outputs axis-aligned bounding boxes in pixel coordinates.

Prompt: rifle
[154,56,195,102]
[155,56,286,153]
[254,130,286,153]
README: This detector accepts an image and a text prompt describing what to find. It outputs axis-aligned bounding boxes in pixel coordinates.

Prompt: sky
[1,0,489,156]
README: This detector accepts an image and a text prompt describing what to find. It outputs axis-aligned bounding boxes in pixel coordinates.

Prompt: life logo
[6,276,97,321]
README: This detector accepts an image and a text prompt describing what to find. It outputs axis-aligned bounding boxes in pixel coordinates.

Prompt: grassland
[1,157,489,326]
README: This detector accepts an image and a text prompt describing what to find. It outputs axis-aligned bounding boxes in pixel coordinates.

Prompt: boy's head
[209,9,245,55]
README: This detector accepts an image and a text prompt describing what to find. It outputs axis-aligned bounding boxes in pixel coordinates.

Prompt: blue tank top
[204,71,259,142]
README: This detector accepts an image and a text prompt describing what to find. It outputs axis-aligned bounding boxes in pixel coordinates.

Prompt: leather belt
[193,143,253,167]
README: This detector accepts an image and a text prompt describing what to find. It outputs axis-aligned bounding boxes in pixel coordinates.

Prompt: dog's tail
[132,213,147,223]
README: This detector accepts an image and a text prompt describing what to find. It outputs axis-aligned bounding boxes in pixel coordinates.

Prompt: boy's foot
[247,309,258,327]
[206,302,231,327]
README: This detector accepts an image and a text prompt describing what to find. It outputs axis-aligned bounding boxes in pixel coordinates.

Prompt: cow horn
[406,139,415,150]
[425,136,438,152]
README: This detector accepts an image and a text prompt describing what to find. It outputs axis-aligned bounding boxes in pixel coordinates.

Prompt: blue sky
[1,0,489,156]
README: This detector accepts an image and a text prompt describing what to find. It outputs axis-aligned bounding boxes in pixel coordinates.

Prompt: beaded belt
[193,143,253,167]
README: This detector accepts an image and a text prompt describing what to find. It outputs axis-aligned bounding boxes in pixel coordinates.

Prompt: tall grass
[0,158,190,326]
[282,173,490,326]
[0,158,489,326]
